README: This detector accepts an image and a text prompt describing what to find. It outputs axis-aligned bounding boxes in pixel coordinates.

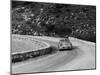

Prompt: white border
[0,0,100,75]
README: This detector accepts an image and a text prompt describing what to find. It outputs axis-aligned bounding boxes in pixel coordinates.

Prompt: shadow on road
[58,46,78,51]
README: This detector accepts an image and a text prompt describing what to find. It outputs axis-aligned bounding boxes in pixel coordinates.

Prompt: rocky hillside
[11,1,96,42]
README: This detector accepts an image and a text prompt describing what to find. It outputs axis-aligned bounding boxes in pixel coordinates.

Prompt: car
[58,38,72,50]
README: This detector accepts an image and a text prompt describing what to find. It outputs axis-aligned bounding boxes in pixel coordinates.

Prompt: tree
[54,24,72,37]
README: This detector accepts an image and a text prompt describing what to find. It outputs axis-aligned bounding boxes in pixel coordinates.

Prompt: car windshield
[61,38,69,42]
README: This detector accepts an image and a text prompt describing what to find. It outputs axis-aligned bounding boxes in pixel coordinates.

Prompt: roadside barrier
[12,35,52,63]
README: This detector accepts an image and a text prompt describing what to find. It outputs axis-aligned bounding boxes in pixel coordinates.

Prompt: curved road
[12,35,96,74]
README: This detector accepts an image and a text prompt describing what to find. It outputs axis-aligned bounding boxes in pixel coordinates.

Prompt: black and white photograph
[11,0,96,74]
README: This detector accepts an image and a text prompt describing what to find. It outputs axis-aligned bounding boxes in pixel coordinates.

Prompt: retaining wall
[12,35,52,63]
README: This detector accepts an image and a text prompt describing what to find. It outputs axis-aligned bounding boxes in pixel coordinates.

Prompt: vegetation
[12,1,96,42]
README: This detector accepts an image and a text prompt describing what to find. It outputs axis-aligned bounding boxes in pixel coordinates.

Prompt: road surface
[12,35,96,74]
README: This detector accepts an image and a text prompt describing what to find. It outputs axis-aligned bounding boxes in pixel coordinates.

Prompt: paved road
[12,35,96,74]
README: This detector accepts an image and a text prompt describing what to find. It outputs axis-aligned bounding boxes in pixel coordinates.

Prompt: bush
[12,1,96,42]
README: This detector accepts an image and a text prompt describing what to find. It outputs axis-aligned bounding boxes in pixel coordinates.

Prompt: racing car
[58,37,72,50]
